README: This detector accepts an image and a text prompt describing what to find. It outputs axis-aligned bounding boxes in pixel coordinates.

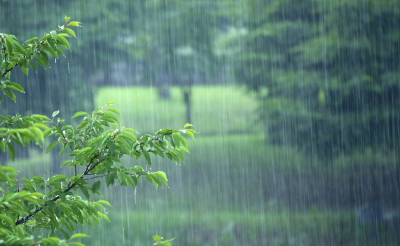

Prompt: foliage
[0,1,93,124]
[0,17,195,245]
[227,0,400,159]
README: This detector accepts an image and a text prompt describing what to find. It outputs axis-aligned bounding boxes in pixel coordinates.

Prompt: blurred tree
[140,0,219,123]
[228,0,400,160]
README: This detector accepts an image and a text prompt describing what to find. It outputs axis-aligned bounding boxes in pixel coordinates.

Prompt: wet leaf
[46,141,59,154]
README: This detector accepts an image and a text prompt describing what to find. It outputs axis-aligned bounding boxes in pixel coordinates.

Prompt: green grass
[95,85,262,135]
[74,209,393,246]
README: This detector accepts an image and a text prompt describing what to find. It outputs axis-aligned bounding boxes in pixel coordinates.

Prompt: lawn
[95,85,262,135]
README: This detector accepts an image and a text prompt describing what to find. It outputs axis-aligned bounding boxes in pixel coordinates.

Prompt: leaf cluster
[0,16,80,103]
[0,17,193,246]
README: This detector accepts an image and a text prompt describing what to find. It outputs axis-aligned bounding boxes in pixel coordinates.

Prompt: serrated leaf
[103,112,119,123]
[72,111,88,119]
[150,173,162,186]
[46,141,59,154]
[123,173,136,189]
[156,171,168,186]
[3,88,16,102]
[56,34,70,50]
[177,134,187,148]
[106,108,121,115]
[6,82,24,93]
[62,27,76,38]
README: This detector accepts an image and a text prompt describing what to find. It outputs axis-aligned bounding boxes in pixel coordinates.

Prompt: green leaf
[64,16,71,23]
[21,65,29,76]
[176,134,187,148]
[46,141,59,154]
[52,110,59,118]
[123,173,136,189]
[4,34,13,58]
[61,160,72,167]
[72,111,88,119]
[47,175,68,185]
[184,123,193,128]
[56,34,70,50]
[6,82,25,93]
[78,184,90,200]
[153,235,163,242]
[150,173,162,186]
[68,21,82,27]
[28,62,37,72]
[62,28,76,38]
[124,128,137,133]
[172,133,180,148]
[41,46,59,59]
[105,172,115,187]
[142,149,151,167]
[103,112,120,123]
[6,142,15,161]
[179,145,190,154]
[97,212,110,222]
[156,171,168,186]
[96,200,112,207]
[91,181,101,193]
[117,172,126,186]
[184,130,195,140]
[3,88,16,102]
[121,131,137,141]
[70,233,88,240]
[50,30,57,41]
[39,51,49,66]
[106,108,121,115]
[59,228,70,240]
[0,214,15,230]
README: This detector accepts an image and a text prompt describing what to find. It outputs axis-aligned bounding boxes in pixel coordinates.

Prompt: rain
[1,0,400,245]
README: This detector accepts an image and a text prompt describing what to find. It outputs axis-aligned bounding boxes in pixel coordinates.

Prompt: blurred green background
[2,0,400,245]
